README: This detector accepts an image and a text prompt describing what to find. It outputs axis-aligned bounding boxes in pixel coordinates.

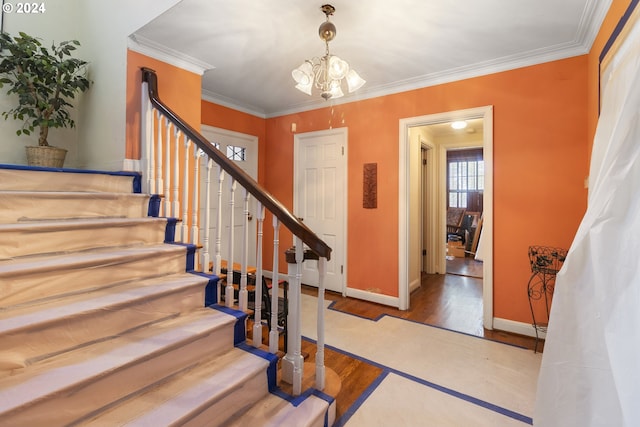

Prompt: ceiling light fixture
[291,4,365,100]
[451,121,468,130]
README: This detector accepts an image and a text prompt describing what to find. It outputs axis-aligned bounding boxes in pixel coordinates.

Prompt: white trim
[200,124,259,142]
[409,278,421,294]
[493,317,544,340]
[202,89,267,119]
[345,287,400,308]
[398,106,494,331]
[123,158,141,172]
[128,34,215,76]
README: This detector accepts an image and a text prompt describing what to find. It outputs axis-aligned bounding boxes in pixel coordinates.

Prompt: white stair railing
[141,67,331,397]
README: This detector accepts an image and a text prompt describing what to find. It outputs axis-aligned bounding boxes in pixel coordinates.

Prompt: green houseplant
[0,31,92,167]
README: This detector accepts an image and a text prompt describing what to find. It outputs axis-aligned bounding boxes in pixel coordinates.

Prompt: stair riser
[0,321,236,426]
[0,249,188,307]
[0,282,207,371]
[0,168,137,193]
[0,192,149,223]
[180,372,267,427]
[0,219,168,259]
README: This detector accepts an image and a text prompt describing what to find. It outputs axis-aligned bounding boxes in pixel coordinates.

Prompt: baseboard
[493,317,544,339]
[345,287,400,308]
[123,158,141,172]
[409,277,421,294]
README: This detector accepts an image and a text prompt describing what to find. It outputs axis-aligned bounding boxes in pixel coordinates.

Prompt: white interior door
[200,125,258,267]
[294,128,347,294]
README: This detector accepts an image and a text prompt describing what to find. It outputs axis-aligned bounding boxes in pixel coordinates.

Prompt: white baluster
[316,256,327,391]
[201,156,213,274]
[163,121,172,217]
[181,138,191,243]
[253,203,265,348]
[191,149,202,246]
[172,129,181,219]
[238,188,250,312]
[214,166,224,302]
[140,84,152,194]
[269,218,280,354]
[147,110,156,195]
[156,112,164,197]
[282,239,304,396]
[225,178,237,307]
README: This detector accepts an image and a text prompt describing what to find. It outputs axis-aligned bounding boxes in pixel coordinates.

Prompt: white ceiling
[132,0,610,118]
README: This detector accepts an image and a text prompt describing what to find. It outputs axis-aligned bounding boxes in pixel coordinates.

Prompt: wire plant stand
[527,245,567,352]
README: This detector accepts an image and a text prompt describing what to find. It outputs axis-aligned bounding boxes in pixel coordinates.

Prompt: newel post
[281,239,304,395]
[281,242,321,396]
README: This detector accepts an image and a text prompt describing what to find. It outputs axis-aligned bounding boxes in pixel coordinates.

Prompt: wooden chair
[446,207,466,238]
[252,277,288,331]
[217,265,288,340]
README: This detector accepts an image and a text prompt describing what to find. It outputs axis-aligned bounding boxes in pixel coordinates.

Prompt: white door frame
[293,127,348,294]
[398,106,494,329]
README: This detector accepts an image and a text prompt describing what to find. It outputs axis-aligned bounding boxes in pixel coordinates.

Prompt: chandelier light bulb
[346,69,366,93]
[292,61,313,85]
[328,56,349,80]
[292,4,365,100]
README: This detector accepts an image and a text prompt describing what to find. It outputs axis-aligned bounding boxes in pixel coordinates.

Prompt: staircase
[0,165,334,426]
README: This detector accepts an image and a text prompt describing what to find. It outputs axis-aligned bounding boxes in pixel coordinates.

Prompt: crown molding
[201,89,267,119]
[128,34,215,76]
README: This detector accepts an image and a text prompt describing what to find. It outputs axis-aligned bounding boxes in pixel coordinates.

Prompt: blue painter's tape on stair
[168,242,197,271]
[190,271,221,306]
[131,174,141,193]
[164,218,178,243]
[211,304,248,345]
[236,342,279,392]
[147,195,161,217]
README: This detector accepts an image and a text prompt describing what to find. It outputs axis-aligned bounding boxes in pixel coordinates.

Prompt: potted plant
[0,31,92,167]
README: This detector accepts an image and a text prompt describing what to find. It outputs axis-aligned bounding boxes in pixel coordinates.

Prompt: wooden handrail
[141,67,331,260]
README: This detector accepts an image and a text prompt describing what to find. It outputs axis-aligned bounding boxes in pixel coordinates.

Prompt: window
[447,149,484,210]
[212,142,246,162]
[226,145,246,161]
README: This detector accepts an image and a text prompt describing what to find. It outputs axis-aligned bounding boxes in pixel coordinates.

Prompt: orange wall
[264,56,589,324]
[125,50,202,159]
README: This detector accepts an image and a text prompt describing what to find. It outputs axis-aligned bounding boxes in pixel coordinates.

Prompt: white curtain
[534,16,640,427]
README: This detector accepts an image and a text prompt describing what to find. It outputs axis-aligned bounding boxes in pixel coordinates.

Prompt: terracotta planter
[25,146,67,168]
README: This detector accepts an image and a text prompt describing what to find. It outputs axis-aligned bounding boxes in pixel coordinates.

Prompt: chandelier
[291,4,365,100]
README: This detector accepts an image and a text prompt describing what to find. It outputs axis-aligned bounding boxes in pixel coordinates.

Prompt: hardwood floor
[294,260,542,423]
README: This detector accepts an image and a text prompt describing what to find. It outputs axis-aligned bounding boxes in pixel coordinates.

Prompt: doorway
[399,106,494,330]
[444,146,484,279]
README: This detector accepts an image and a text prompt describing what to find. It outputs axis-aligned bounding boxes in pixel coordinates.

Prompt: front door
[200,125,258,267]
[294,128,347,293]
